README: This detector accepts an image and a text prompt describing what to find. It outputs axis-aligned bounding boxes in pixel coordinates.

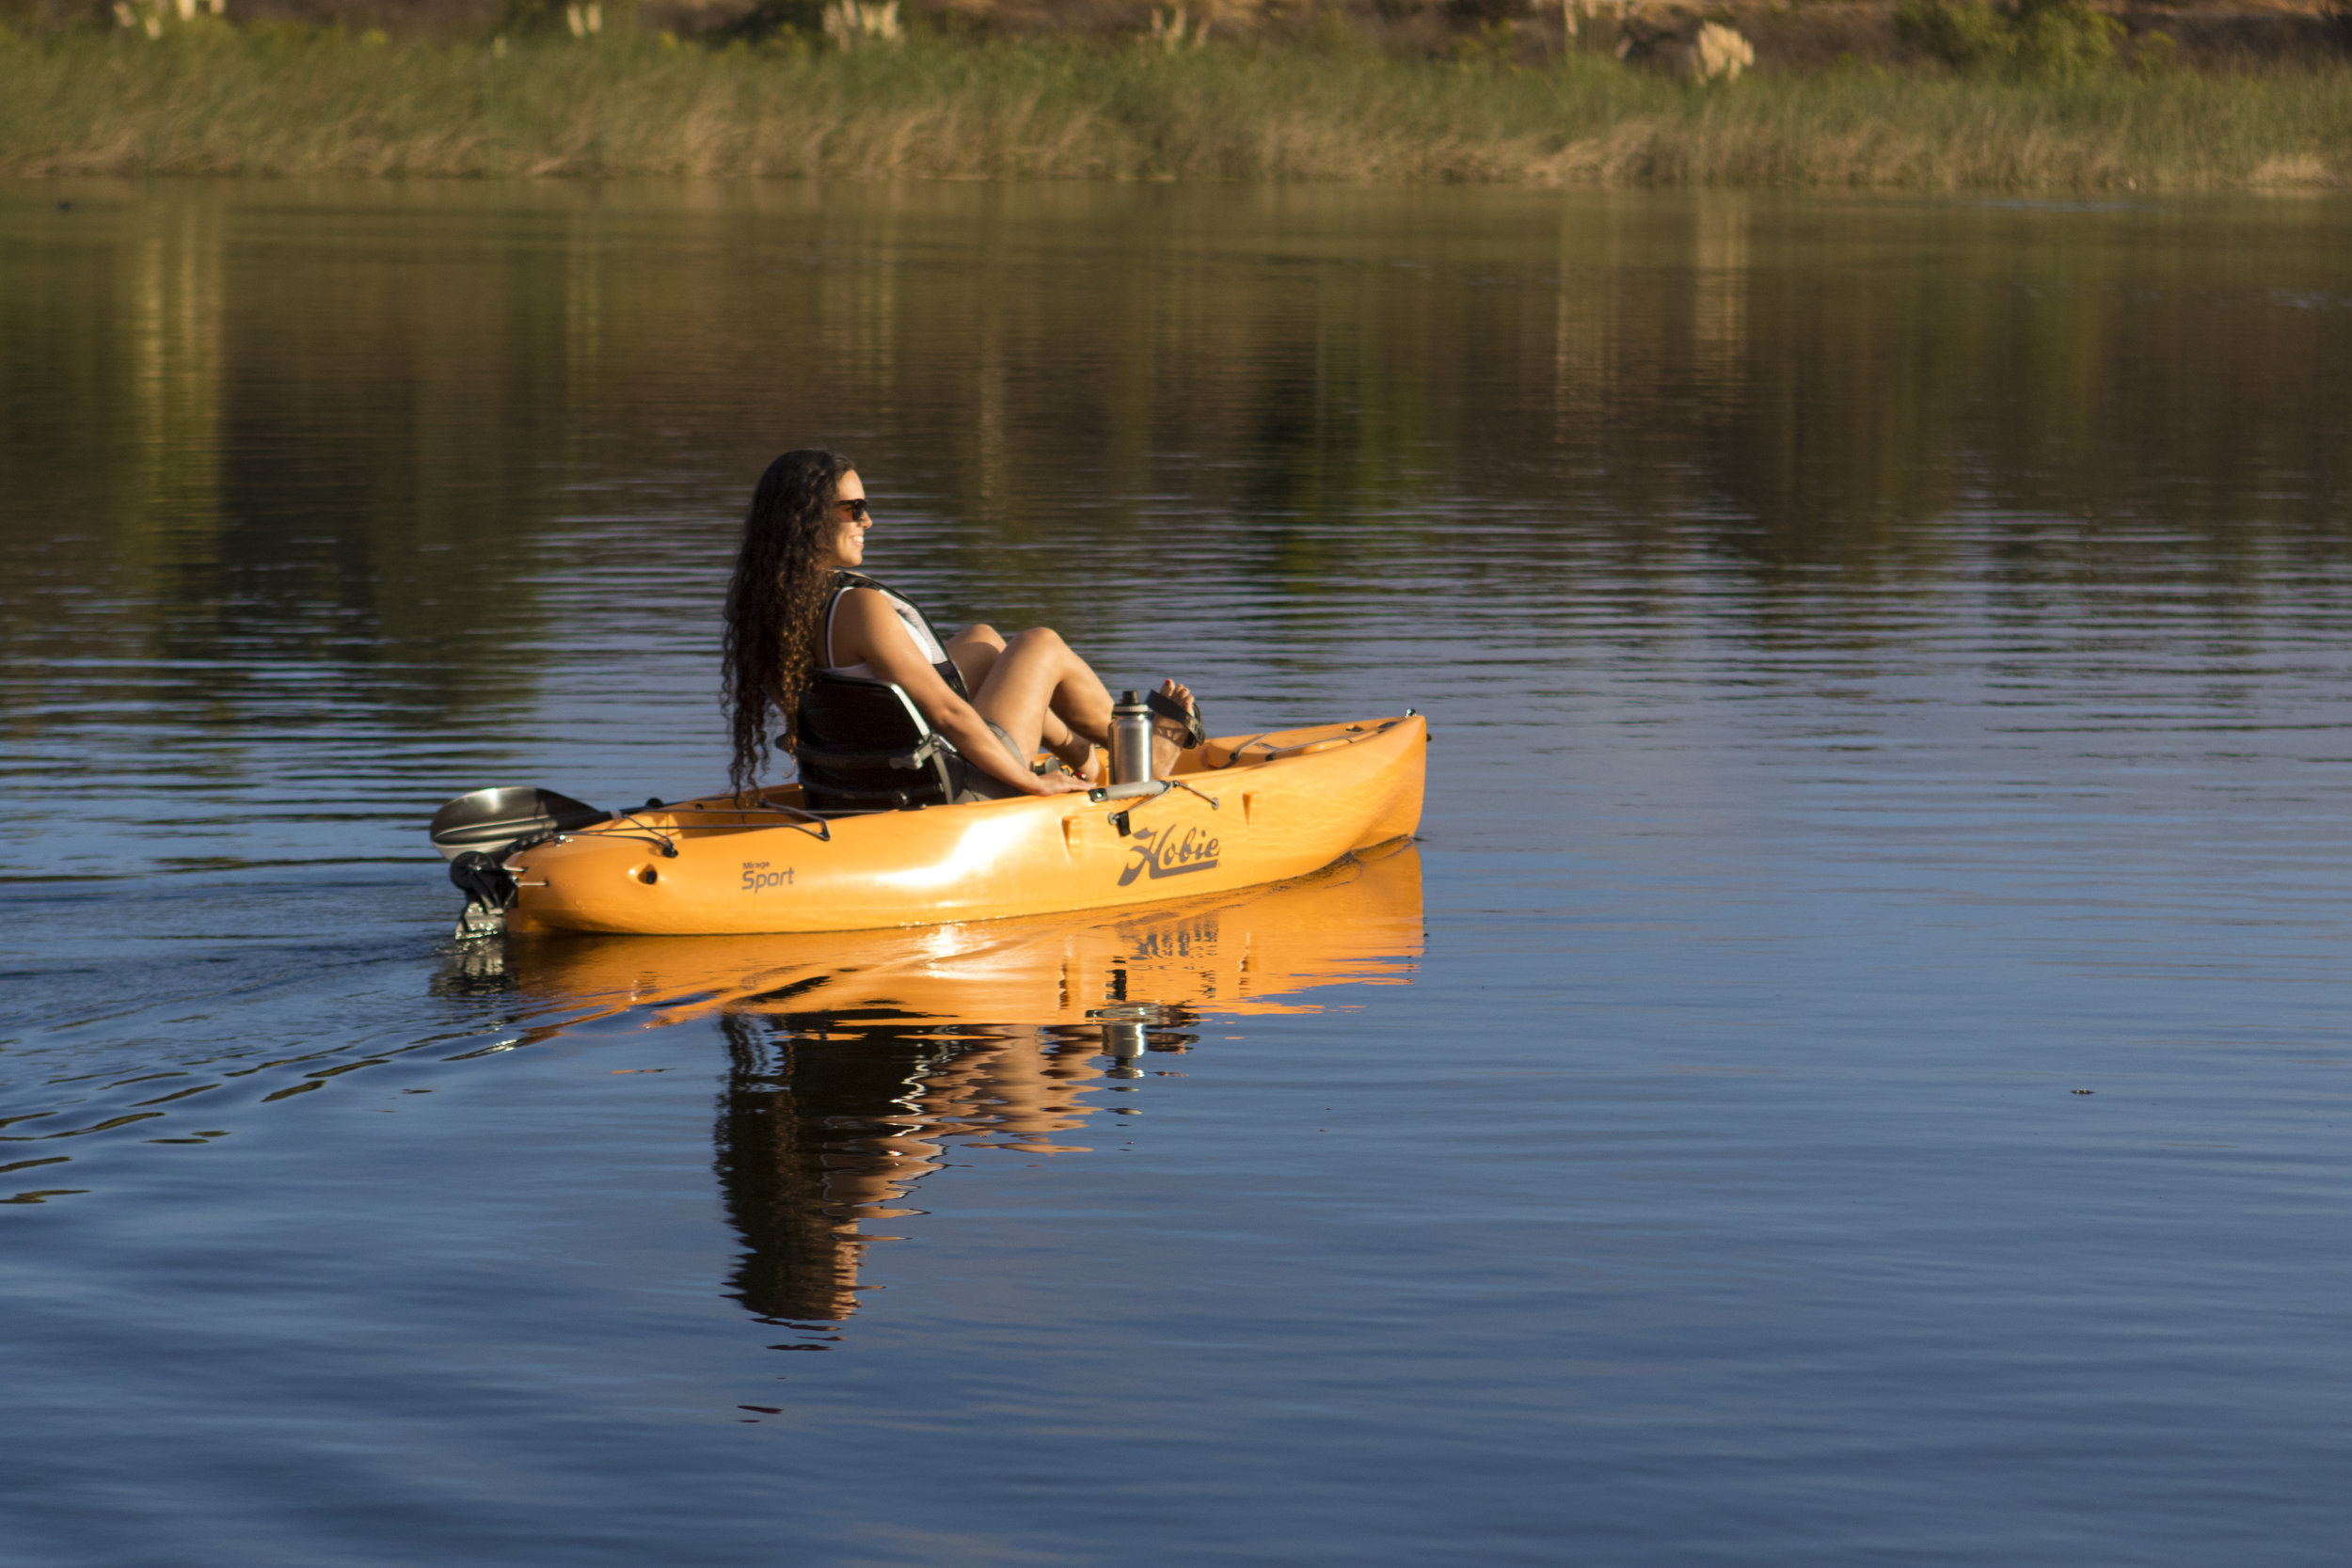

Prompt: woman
[723,449,1200,801]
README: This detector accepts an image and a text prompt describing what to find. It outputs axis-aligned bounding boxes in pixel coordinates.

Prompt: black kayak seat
[792,671,958,812]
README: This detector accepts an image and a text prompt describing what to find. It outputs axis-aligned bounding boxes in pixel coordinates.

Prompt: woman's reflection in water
[713,1008,1193,1331]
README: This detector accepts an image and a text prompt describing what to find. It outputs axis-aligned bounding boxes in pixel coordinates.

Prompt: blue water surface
[4,181,2350,1567]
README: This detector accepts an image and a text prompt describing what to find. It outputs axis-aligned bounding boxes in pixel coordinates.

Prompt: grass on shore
[1,23,2346,187]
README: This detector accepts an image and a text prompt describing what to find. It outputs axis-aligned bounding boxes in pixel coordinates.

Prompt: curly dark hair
[723,449,856,796]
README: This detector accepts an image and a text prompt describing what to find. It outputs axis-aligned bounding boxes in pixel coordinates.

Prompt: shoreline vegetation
[0,10,2346,186]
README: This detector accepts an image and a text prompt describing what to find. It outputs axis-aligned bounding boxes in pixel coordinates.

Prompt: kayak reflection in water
[462,845,1424,1335]
[720,448,1203,802]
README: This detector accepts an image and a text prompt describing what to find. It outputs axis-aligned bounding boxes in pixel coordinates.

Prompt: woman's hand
[1022,772,1094,798]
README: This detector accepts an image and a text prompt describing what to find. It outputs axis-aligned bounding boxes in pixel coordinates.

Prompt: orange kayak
[486,714,1425,937]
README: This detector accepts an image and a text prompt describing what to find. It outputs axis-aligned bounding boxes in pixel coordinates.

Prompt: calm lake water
[5,180,2351,1566]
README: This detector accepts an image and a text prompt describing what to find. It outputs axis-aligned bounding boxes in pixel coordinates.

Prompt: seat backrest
[792,671,958,811]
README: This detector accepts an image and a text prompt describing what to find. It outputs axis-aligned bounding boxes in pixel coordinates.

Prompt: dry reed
[0,24,2345,187]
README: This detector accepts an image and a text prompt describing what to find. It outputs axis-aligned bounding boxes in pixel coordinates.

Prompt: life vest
[824,571,972,700]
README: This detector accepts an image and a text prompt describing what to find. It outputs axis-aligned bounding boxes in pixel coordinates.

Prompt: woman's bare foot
[1052,733,1097,780]
[1149,678,1199,778]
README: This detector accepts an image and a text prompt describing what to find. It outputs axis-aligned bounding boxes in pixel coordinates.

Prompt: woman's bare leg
[1042,711,1092,777]
[955,625,1089,773]
[946,625,1005,694]
[971,628,1113,768]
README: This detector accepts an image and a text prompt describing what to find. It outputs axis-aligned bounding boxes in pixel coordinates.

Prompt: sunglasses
[835,497,871,522]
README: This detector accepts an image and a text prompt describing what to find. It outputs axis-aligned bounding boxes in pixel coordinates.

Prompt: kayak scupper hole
[633,865,660,885]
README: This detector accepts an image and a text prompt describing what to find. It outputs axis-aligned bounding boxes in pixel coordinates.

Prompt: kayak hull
[502,714,1426,937]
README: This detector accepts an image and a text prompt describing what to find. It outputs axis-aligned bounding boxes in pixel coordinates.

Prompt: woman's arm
[829,591,1084,797]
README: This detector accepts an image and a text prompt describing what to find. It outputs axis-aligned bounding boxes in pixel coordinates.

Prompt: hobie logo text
[1117,824,1220,886]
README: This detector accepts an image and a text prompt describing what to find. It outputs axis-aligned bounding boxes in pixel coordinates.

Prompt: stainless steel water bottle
[1109,689,1152,785]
